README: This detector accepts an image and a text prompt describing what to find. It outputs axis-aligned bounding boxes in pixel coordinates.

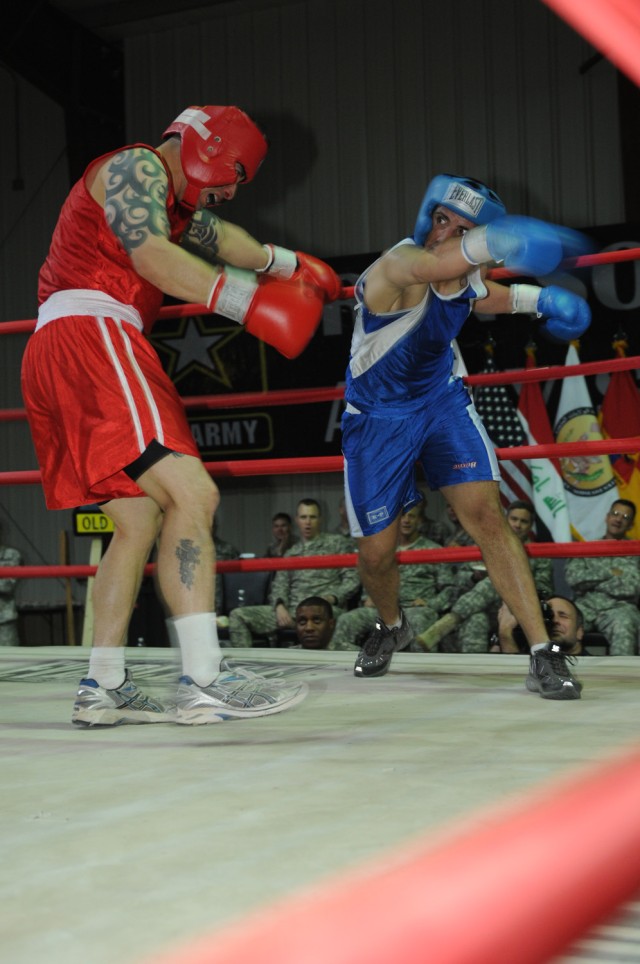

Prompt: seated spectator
[333,497,351,538]
[294,596,336,650]
[0,524,22,646]
[434,505,480,651]
[265,512,296,558]
[444,503,476,548]
[600,498,637,541]
[416,499,553,653]
[418,491,450,545]
[329,503,457,651]
[212,518,241,617]
[494,596,591,656]
[227,498,360,647]
[263,510,296,600]
[564,498,640,656]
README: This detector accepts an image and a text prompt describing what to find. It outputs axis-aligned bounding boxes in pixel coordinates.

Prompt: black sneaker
[525,643,583,700]
[354,610,416,678]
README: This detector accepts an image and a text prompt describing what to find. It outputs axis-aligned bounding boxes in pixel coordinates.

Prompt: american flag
[472,354,534,510]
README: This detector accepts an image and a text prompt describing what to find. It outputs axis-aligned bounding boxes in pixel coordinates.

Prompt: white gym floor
[1,645,639,964]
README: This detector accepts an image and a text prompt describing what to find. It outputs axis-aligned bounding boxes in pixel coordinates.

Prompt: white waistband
[36,290,144,332]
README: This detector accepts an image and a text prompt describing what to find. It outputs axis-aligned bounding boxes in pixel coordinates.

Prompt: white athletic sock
[88,647,126,689]
[384,616,402,631]
[166,612,221,686]
[530,642,550,653]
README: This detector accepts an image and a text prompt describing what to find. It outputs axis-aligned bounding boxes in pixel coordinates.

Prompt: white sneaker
[175,673,308,725]
[72,671,175,727]
[218,657,264,682]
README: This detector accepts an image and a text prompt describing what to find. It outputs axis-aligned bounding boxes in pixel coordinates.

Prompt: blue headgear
[413,174,506,245]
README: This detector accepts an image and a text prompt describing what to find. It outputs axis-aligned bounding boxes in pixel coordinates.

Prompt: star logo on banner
[151,315,240,388]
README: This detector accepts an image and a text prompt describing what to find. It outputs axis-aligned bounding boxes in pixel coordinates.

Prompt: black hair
[546,595,584,629]
[296,596,334,619]
[297,498,321,512]
[506,500,534,516]
[610,498,637,520]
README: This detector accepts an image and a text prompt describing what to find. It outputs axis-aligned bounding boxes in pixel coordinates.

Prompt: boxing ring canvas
[1,644,639,964]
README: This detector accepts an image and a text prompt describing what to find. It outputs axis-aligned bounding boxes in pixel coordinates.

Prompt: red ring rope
[0,350,638,424]
[2,537,639,580]
[2,245,639,337]
[1,434,639,489]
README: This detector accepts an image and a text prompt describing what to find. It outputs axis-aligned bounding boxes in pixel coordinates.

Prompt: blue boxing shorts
[342,379,500,537]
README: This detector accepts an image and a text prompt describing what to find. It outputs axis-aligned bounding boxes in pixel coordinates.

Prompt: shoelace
[364,621,391,655]
[545,646,577,678]
[219,658,270,683]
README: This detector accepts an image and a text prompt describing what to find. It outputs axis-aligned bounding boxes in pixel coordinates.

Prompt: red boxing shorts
[21,310,200,509]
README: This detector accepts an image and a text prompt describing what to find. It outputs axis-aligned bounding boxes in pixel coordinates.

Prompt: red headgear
[163,105,268,211]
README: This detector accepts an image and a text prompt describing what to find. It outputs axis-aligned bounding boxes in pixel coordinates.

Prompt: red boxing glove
[207,268,323,359]
[245,275,324,358]
[294,252,343,302]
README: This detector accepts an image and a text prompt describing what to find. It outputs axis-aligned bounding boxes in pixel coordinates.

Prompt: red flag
[599,338,640,538]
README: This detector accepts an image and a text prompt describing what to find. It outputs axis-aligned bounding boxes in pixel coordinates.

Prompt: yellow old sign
[74,509,114,535]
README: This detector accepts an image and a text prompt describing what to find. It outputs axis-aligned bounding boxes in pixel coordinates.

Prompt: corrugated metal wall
[126,0,623,253]
[0,0,627,609]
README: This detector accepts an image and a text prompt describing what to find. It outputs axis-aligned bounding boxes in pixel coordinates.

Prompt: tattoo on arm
[175,539,201,590]
[104,149,171,253]
[180,210,223,264]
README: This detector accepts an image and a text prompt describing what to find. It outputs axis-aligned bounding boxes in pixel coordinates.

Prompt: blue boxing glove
[462,215,563,276]
[510,284,591,342]
[536,286,591,342]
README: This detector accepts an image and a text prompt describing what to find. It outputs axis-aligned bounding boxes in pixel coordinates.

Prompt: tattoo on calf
[175,539,201,589]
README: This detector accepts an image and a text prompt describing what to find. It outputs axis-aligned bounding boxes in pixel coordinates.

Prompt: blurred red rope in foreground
[138,745,640,964]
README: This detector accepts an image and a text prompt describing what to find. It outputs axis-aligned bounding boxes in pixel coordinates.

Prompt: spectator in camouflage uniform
[417,491,451,545]
[330,503,457,650]
[212,518,241,616]
[416,500,554,653]
[265,512,296,558]
[263,510,297,599]
[333,497,351,538]
[432,505,481,651]
[564,499,640,656]
[444,503,476,549]
[0,526,22,646]
[227,498,360,647]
